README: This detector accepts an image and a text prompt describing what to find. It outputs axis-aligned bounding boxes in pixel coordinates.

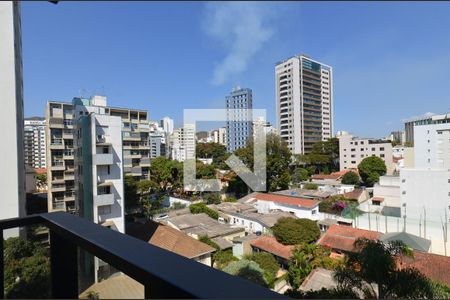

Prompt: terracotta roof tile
[253,193,319,209]
[400,250,450,286]
[250,236,294,260]
[318,224,381,252]
[149,225,215,259]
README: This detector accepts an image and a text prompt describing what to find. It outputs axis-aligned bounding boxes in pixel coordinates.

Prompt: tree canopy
[341,171,360,185]
[189,202,219,220]
[223,259,268,287]
[357,157,387,187]
[3,237,50,298]
[247,252,280,287]
[294,138,339,174]
[334,238,435,299]
[272,217,320,245]
[196,142,229,169]
[234,133,292,192]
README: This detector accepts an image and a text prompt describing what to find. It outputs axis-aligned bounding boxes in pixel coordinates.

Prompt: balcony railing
[0,213,283,299]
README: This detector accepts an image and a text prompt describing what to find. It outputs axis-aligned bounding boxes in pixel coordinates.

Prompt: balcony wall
[94,193,115,206]
[93,153,113,165]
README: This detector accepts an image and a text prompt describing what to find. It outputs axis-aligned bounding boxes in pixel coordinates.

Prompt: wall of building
[339,134,394,174]
[226,87,253,152]
[0,2,25,234]
[256,200,321,220]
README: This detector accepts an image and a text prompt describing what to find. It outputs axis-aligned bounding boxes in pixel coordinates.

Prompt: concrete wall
[256,200,321,220]
[0,2,25,236]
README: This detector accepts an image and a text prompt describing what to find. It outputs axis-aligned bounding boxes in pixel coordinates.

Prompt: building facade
[226,87,253,152]
[212,127,227,146]
[252,116,276,138]
[275,54,333,154]
[24,118,47,168]
[338,133,394,174]
[0,1,26,231]
[46,96,150,213]
[170,124,195,162]
[403,113,450,146]
[160,116,174,135]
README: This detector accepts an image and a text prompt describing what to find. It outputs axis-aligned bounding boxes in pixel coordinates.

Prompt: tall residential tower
[275,55,333,154]
[24,117,47,169]
[226,87,253,152]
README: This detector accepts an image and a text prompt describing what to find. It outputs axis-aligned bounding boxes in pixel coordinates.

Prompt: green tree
[285,287,358,299]
[4,238,50,299]
[288,243,339,289]
[199,235,220,251]
[213,249,238,270]
[196,142,228,168]
[226,173,249,196]
[303,183,318,190]
[247,252,280,287]
[149,157,183,192]
[224,196,237,203]
[196,161,216,179]
[124,175,139,209]
[223,259,268,287]
[203,192,221,204]
[272,218,320,245]
[357,156,386,187]
[291,167,310,184]
[341,171,360,185]
[334,238,434,299]
[189,203,219,220]
[234,133,292,192]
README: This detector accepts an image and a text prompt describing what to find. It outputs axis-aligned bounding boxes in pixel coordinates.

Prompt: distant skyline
[22,2,450,137]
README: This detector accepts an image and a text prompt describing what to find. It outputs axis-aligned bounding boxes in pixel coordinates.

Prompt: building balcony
[93,153,113,165]
[94,193,115,206]
[141,157,151,166]
[52,201,65,211]
[51,184,66,192]
[64,173,74,181]
[51,177,65,183]
[0,213,282,299]
[51,162,65,171]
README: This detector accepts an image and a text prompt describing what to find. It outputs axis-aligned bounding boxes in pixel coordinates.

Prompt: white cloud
[202,2,278,85]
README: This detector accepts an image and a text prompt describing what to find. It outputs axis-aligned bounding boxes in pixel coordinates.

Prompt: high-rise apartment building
[0,1,26,231]
[170,124,195,162]
[24,117,47,169]
[212,127,227,146]
[275,54,333,154]
[226,87,253,152]
[160,116,174,135]
[149,121,167,159]
[46,96,150,213]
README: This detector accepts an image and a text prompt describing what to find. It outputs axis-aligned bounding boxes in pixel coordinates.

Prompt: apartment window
[98,205,112,215]
[371,148,375,151]
[355,142,358,145]
[361,148,364,151]
[402,179,406,183]
[351,161,356,164]
[107,165,111,175]
[351,154,355,158]
[380,154,385,158]
[380,147,385,151]
[103,146,109,154]
[448,179,450,183]
[351,148,356,152]
[361,155,364,158]
[402,191,406,195]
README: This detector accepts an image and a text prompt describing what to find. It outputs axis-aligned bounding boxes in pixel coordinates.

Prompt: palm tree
[334,238,434,299]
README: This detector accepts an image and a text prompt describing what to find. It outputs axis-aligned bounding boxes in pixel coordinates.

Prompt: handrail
[0,212,285,299]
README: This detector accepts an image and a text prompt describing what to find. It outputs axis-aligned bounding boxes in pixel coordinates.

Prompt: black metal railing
[0,212,285,299]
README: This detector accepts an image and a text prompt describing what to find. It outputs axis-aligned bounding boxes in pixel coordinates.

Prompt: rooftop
[299,268,337,292]
[317,224,381,252]
[380,232,431,252]
[273,188,332,200]
[166,213,245,239]
[343,188,366,201]
[127,221,215,259]
[400,251,450,286]
[250,236,294,260]
[250,193,319,209]
[225,210,296,229]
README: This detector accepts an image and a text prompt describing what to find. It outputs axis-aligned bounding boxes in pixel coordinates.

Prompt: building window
[380,147,385,151]
[371,148,375,151]
[402,191,406,195]
[98,205,112,215]
[402,179,406,183]
[380,154,385,158]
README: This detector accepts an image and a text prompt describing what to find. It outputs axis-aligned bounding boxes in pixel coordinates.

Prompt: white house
[241,193,321,220]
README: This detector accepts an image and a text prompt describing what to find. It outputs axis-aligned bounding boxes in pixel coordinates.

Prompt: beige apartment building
[275,54,333,155]
[338,133,394,174]
[46,96,150,213]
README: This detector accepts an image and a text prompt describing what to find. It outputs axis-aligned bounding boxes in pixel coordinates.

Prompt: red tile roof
[312,174,341,180]
[254,193,319,209]
[148,225,215,259]
[343,189,365,200]
[250,236,294,260]
[318,224,381,252]
[372,197,385,202]
[400,250,450,286]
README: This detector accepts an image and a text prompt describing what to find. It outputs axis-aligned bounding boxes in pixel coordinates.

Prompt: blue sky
[22,1,450,137]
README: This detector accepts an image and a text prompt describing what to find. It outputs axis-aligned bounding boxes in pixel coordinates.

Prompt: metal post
[50,230,78,299]
[1,230,3,299]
